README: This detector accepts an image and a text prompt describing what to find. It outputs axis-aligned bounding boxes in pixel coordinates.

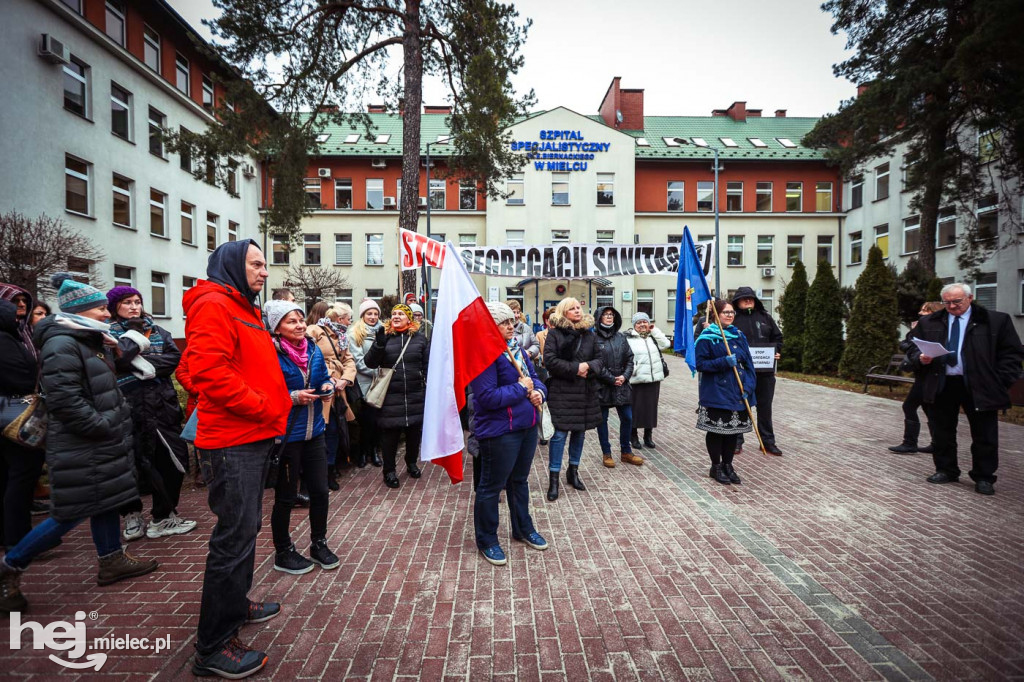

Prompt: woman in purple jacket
[470,303,549,566]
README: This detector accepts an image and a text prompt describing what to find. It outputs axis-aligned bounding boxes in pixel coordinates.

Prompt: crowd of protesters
[1,234,1022,679]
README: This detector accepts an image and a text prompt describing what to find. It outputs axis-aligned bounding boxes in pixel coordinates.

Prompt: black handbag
[661,356,670,378]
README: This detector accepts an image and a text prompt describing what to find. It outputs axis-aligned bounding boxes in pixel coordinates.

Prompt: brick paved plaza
[4,354,1023,680]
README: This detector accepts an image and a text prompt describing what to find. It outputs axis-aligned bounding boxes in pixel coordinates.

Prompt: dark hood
[0,299,18,335]
[594,305,622,335]
[732,286,765,314]
[207,239,262,302]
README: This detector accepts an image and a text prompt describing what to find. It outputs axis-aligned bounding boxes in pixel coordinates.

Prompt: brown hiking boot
[621,451,644,466]
[0,561,28,614]
[602,453,616,468]
[96,549,158,586]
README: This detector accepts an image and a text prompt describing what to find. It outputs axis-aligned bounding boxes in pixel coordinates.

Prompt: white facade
[0,0,261,336]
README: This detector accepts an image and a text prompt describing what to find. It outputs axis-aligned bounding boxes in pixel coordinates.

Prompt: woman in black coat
[364,304,429,490]
[542,297,604,501]
[593,306,643,468]
[0,275,157,615]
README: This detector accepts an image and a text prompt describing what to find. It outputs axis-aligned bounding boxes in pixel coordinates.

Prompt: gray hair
[333,302,353,319]
[941,282,972,298]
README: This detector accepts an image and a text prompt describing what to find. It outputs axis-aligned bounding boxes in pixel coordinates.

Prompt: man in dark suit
[906,283,1023,495]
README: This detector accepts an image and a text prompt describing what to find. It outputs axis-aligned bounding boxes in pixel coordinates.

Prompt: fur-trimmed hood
[549,311,595,331]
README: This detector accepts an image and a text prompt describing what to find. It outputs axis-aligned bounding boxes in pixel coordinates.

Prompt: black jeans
[379,426,422,474]
[474,428,539,550]
[271,435,329,553]
[902,380,930,423]
[119,440,186,521]
[194,438,274,657]
[705,432,739,467]
[738,373,776,447]
[0,440,45,547]
[357,404,380,460]
[930,376,999,483]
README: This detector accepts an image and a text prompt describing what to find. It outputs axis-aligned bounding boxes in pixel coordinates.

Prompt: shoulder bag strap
[392,334,413,368]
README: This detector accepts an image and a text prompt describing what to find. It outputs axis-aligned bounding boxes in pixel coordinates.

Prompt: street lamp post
[674,138,723,296]
[423,138,449,322]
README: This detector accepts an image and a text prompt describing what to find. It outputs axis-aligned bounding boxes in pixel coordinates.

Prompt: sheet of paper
[748,345,777,370]
[911,337,950,358]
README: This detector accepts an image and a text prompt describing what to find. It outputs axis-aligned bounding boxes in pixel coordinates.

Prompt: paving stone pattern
[4,353,1023,680]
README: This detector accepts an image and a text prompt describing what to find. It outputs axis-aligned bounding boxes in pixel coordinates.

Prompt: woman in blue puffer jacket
[695,298,757,486]
[264,301,339,576]
[470,303,549,567]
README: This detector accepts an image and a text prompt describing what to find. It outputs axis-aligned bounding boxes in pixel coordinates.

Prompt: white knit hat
[486,301,515,325]
[264,300,303,333]
[358,299,380,319]
[409,303,424,315]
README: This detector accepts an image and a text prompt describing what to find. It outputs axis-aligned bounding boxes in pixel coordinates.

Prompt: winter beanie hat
[631,312,651,326]
[409,303,424,316]
[106,285,143,315]
[391,303,414,321]
[51,272,107,314]
[264,300,303,333]
[358,299,380,319]
[486,302,516,326]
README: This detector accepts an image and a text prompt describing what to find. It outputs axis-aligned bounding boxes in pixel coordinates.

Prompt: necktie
[946,315,960,366]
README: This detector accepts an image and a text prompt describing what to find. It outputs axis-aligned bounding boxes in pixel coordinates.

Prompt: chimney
[424,105,452,115]
[747,109,762,118]
[774,109,787,118]
[598,77,621,128]
[316,105,338,113]
[711,109,727,117]
[367,104,386,113]
[857,82,871,96]
[726,101,747,122]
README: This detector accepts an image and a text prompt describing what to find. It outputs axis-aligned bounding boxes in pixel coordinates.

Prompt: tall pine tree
[778,260,809,371]
[839,246,899,380]
[802,261,845,375]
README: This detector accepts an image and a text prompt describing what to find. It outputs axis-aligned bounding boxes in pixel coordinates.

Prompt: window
[849,231,863,265]
[850,175,863,209]
[666,289,676,322]
[148,107,165,157]
[777,138,797,148]
[697,181,714,212]
[506,174,524,205]
[375,134,390,144]
[336,289,353,307]
[366,179,384,210]
[974,272,997,309]
[63,57,88,117]
[874,224,889,259]
[720,138,738,147]
[112,175,132,228]
[596,173,614,205]
[227,220,238,242]
[175,54,190,95]
[199,76,214,111]
[785,182,802,212]
[875,163,889,201]
[226,161,238,197]
[637,290,654,318]
[691,137,709,147]
[65,155,90,215]
[756,182,772,212]
[428,233,445,243]
[303,234,321,265]
[334,179,352,209]
[667,181,684,211]
[314,133,330,144]
[304,178,322,209]
[110,83,131,140]
[344,134,360,144]
[816,182,833,212]
[147,190,166,237]
[976,195,998,240]
[429,179,445,210]
[366,289,384,299]
[756,236,773,266]
[749,138,767,148]
[143,26,160,73]
[366,234,383,265]
[459,181,477,210]
[552,229,570,243]
[183,276,197,293]
[271,234,289,265]
[662,137,681,147]
[726,182,743,212]
[596,230,614,243]
[105,1,125,46]
[901,155,918,191]
[206,212,218,252]
[180,202,195,244]
[395,179,401,208]
[335,234,352,265]
[552,173,569,205]
[150,272,167,317]
[978,129,1001,164]
[597,287,614,310]
[937,207,956,248]
[506,230,524,246]
[760,289,774,316]
[817,236,834,265]
[459,234,477,248]
[635,138,649,147]
[113,265,134,287]
[787,236,804,266]
[727,236,744,266]
[178,127,193,172]
[902,216,920,255]
[60,0,82,12]
[1020,271,1024,315]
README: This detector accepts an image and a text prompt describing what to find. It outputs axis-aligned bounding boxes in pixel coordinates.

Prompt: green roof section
[300,111,825,161]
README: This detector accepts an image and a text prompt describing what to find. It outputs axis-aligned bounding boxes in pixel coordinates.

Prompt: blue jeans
[597,404,633,455]
[4,510,121,570]
[475,428,539,550]
[548,430,585,472]
[195,438,274,657]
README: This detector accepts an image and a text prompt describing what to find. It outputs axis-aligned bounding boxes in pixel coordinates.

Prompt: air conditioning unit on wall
[382,197,396,208]
[761,267,775,278]
[317,168,331,178]
[242,164,255,178]
[38,34,69,64]
[371,159,387,169]
[417,197,428,208]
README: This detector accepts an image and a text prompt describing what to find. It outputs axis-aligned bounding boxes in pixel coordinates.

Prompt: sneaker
[273,546,314,575]
[0,560,27,614]
[30,499,50,516]
[481,545,507,566]
[310,540,340,570]
[146,513,197,539]
[518,532,549,551]
[96,550,158,586]
[192,637,268,679]
[246,600,280,624]
[122,512,145,542]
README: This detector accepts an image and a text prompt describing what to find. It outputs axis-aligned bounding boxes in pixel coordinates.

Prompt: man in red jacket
[185,240,291,679]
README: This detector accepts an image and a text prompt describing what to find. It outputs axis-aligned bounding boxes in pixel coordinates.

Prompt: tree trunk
[399,0,423,298]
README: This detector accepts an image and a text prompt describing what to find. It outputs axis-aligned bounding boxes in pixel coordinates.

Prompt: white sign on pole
[487,286,500,303]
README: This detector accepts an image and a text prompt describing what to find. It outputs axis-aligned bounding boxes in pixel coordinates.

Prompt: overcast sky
[172,0,855,118]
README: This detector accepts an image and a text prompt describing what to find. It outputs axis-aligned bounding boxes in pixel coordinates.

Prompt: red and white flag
[422,241,509,483]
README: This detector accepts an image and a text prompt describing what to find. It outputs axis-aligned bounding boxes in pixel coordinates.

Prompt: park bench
[863,354,915,393]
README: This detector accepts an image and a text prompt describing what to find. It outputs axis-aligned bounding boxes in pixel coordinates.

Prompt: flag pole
[707,302,768,456]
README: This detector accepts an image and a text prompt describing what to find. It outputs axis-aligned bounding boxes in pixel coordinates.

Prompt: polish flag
[422,241,509,483]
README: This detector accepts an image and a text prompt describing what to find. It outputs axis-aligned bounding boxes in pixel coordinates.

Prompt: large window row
[111,266,200,319]
[299,177,481,211]
[664,181,833,213]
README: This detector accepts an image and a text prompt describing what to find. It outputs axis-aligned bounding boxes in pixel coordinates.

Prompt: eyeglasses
[720,310,736,316]
[942,298,966,306]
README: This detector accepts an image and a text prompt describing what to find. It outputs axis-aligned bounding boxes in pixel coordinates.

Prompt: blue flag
[673,227,713,375]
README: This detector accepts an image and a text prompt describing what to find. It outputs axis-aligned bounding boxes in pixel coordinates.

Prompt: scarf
[506,337,528,376]
[278,335,309,372]
[107,315,161,386]
[318,318,347,347]
[53,313,119,346]
[696,323,740,345]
